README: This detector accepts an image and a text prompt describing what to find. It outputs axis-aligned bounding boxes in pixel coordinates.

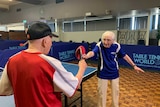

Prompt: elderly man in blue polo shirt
[83,31,144,107]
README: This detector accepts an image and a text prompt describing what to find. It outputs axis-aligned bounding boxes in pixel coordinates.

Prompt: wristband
[133,64,136,68]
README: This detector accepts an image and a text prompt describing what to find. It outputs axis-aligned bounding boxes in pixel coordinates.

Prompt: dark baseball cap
[27,22,58,40]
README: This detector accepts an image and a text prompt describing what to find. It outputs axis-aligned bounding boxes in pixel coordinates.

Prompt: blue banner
[119,45,160,71]
[0,41,89,69]
[49,42,89,62]
[0,40,27,50]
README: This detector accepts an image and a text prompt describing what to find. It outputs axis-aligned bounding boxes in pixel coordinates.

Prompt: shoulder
[39,54,65,70]
[39,54,60,61]
[8,51,23,62]
[96,41,101,45]
[113,41,120,46]
[112,42,121,52]
[39,54,61,65]
[96,41,102,47]
[113,42,121,48]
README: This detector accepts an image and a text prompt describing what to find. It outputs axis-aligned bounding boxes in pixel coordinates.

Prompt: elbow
[0,85,13,96]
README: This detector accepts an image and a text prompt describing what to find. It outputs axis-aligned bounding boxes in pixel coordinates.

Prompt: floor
[64,61,160,107]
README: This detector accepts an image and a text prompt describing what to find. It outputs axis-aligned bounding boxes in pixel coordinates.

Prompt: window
[73,21,84,31]
[119,16,147,30]
[62,15,115,32]
[135,16,148,30]
[86,18,116,31]
[151,14,160,30]
[119,18,132,30]
[63,22,72,32]
[47,22,56,32]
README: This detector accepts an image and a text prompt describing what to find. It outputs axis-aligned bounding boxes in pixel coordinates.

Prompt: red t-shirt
[6,51,78,107]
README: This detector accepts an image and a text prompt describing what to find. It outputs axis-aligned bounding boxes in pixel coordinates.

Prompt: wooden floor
[64,61,160,107]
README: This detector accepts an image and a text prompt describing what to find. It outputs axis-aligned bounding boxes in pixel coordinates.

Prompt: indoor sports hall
[0,0,160,107]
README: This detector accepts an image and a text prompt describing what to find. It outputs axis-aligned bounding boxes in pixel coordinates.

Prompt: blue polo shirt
[92,42,126,79]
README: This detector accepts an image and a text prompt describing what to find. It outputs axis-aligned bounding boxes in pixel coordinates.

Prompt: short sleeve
[92,42,101,54]
[39,54,79,97]
[53,62,78,97]
[117,47,126,58]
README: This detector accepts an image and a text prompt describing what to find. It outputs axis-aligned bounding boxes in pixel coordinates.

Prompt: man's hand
[78,59,87,70]
[134,66,145,73]
[82,54,89,59]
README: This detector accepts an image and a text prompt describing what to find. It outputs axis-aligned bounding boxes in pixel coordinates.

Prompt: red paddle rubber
[75,45,86,60]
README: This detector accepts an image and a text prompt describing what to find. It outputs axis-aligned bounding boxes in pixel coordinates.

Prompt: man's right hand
[82,54,88,59]
[78,59,87,70]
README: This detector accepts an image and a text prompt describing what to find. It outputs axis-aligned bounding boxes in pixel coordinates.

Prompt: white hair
[101,31,115,41]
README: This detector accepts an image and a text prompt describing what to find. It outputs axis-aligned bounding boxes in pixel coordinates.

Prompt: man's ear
[41,39,46,48]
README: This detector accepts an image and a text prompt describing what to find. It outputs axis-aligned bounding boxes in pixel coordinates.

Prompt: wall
[0,0,159,44]
[0,0,108,24]
[0,31,9,40]
[9,31,27,40]
[61,30,117,43]
[117,30,147,45]
[0,0,160,24]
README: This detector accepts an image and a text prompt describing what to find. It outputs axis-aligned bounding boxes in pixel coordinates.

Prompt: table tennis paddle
[75,45,86,60]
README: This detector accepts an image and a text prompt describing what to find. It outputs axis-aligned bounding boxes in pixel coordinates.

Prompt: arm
[75,59,87,87]
[82,51,95,59]
[0,66,13,96]
[123,54,144,73]
[50,58,87,97]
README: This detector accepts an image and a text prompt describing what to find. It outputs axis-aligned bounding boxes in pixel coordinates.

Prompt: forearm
[75,59,87,87]
[75,67,85,87]
[123,54,145,73]
[86,51,94,59]
[123,54,136,68]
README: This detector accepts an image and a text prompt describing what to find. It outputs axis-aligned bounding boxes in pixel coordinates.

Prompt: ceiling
[0,0,20,5]
[0,0,160,17]
[0,0,20,10]
[0,0,49,11]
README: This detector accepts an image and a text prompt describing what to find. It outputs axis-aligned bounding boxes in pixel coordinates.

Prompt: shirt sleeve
[0,64,13,96]
[39,54,79,97]
[117,45,126,58]
[92,42,100,54]
[53,61,79,97]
